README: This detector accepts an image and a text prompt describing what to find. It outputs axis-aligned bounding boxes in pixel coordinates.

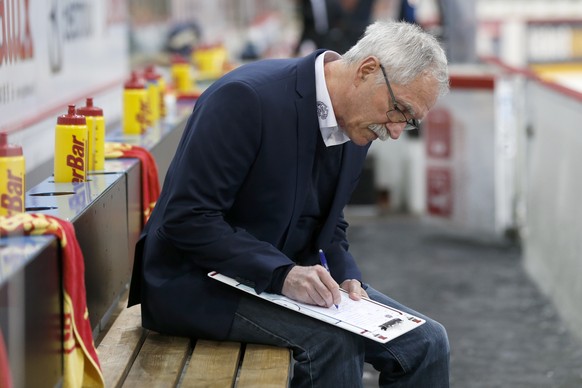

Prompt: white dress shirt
[315,51,351,147]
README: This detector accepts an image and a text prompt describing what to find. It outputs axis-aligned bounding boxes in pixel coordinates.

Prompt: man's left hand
[340,279,368,301]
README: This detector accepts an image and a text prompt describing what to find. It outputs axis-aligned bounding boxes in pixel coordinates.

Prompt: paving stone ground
[344,210,582,388]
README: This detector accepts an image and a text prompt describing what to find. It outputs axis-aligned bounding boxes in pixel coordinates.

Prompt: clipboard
[208,271,425,344]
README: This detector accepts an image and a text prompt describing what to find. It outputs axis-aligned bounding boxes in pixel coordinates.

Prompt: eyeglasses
[379,64,420,131]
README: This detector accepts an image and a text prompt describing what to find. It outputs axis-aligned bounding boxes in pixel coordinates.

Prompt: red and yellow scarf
[104,142,160,226]
[0,213,104,387]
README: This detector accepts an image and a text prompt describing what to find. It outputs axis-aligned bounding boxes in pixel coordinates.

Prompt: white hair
[342,21,449,96]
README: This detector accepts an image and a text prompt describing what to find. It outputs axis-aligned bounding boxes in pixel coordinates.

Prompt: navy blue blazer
[129,50,371,339]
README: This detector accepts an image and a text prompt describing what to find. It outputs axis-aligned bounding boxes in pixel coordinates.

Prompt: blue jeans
[226,285,450,387]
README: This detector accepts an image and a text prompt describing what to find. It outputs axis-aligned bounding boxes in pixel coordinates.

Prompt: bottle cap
[77,97,103,117]
[171,54,189,64]
[0,132,23,157]
[57,104,86,125]
[124,71,145,89]
[144,65,161,81]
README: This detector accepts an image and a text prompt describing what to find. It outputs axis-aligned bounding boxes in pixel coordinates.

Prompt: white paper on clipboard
[208,271,425,344]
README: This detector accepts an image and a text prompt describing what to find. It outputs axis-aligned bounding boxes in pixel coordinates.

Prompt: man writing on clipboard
[129,20,450,387]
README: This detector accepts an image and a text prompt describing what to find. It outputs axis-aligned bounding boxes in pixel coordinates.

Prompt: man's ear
[358,56,380,80]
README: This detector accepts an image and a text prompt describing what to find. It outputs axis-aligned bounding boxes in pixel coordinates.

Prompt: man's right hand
[281,265,341,308]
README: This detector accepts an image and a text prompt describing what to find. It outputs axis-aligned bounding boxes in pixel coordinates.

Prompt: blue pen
[318,249,339,309]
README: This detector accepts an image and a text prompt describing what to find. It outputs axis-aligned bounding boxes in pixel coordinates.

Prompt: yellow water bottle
[54,104,88,183]
[0,132,25,216]
[193,43,227,79]
[123,71,148,135]
[78,98,105,171]
[171,55,192,93]
[157,70,167,118]
[143,65,161,125]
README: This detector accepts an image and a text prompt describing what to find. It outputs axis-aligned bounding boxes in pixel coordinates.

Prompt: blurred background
[2,0,582,386]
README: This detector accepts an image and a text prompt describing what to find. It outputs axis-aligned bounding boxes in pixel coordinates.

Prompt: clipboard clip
[379,318,402,331]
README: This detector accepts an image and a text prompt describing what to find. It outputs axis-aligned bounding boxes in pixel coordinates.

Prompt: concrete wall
[522,80,582,341]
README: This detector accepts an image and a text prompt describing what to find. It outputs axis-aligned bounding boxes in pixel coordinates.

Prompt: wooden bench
[96,304,292,387]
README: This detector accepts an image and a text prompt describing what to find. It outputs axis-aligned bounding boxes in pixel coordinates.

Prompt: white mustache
[368,124,389,141]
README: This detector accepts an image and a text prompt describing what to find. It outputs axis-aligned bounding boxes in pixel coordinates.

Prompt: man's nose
[386,122,406,139]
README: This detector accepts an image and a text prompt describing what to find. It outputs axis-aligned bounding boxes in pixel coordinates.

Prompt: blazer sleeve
[155,80,294,293]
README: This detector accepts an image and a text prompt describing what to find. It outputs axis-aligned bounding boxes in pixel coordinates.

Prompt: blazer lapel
[280,51,322,251]
[280,50,369,251]
[316,142,370,247]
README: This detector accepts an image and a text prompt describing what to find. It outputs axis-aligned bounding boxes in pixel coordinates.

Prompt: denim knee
[292,328,365,388]
[421,318,450,367]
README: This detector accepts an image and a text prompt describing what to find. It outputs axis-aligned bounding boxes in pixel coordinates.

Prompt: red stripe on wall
[449,74,495,90]
[0,77,125,135]
[481,56,582,102]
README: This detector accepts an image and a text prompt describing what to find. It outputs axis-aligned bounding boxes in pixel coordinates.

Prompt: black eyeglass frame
[379,64,420,131]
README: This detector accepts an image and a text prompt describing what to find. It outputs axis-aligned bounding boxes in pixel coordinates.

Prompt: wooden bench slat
[122,331,191,388]
[97,302,291,387]
[97,304,147,388]
[180,340,242,388]
[237,344,291,387]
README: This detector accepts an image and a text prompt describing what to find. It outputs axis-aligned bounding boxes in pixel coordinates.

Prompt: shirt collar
[315,51,350,147]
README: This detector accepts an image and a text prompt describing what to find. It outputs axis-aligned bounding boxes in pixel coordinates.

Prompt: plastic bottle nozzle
[0,132,23,157]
